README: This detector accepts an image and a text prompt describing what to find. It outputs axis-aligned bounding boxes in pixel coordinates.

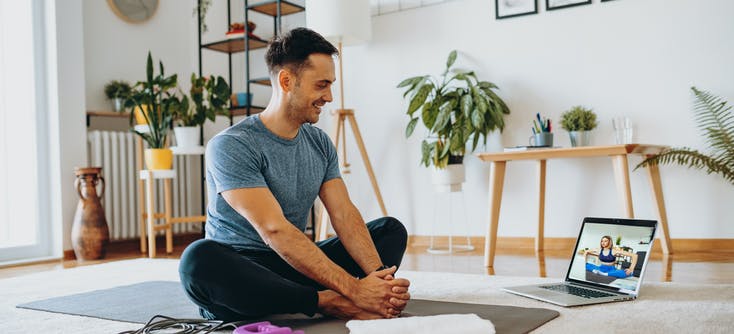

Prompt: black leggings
[178,217,407,322]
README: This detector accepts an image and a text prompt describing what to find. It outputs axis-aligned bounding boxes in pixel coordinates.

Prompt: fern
[636,87,734,186]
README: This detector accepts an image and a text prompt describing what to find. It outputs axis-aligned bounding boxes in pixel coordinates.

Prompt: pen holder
[529,133,553,147]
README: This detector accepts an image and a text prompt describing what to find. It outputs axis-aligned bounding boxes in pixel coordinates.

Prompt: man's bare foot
[317,290,384,320]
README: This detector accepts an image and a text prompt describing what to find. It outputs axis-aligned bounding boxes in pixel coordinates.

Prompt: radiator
[87,130,204,241]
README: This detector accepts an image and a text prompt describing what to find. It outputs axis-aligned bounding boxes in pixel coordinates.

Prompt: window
[0,0,50,262]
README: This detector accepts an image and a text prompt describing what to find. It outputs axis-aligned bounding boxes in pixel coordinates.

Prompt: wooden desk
[476,144,673,268]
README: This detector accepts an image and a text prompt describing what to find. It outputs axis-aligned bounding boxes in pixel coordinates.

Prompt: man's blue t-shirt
[204,115,341,251]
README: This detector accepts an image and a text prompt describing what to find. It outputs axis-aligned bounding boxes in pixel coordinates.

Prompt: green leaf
[441,141,451,158]
[460,94,473,118]
[421,140,434,167]
[471,108,484,129]
[446,50,457,71]
[408,84,432,116]
[450,126,464,154]
[146,52,153,84]
[422,102,439,130]
[405,117,419,138]
[478,81,498,90]
[433,106,451,132]
[397,76,423,88]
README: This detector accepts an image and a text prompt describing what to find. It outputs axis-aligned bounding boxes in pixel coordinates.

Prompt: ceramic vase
[71,167,110,261]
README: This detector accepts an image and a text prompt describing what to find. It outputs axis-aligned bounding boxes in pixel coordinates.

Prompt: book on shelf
[503,145,558,152]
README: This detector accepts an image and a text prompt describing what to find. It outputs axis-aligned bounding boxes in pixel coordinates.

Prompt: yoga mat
[18,281,558,334]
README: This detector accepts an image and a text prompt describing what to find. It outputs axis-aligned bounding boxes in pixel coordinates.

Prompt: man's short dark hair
[265,27,339,77]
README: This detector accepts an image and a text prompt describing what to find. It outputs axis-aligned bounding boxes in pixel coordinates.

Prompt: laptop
[503,217,658,307]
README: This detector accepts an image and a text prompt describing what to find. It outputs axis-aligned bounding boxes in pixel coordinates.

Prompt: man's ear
[278,69,293,93]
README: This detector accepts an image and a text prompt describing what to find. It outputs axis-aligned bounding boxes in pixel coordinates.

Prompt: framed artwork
[496,0,538,19]
[546,0,592,11]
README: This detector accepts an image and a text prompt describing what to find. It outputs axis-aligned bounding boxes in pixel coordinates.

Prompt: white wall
[48,0,87,251]
[77,0,733,245]
[83,0,198,111]
[338,0,734,238]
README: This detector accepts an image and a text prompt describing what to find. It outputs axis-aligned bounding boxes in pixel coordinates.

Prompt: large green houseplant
[125,51,179,169]
[172,73,230,148]
[174,73,230,127]
[637,87,734,186]
[397,50,510,169]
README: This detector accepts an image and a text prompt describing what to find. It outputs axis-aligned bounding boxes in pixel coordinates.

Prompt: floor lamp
[306,0,387,241]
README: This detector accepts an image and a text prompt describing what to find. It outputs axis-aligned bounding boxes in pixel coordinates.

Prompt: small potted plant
[103,80,132,112]
[172,73,230,148]
[397,50,510,192]
[125,52,178,170]
[560,105,598,147]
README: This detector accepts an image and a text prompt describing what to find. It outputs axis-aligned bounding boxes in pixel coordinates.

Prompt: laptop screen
[566,217,657,294]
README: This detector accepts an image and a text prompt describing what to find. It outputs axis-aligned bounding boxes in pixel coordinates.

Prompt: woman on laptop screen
[584,235,638,279]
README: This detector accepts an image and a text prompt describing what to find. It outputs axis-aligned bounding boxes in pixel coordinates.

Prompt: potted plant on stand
[103,80,132,112]
[560,105,598,147]
[173,73,230,149]
[126,52,178,170]
[397,50,510,192]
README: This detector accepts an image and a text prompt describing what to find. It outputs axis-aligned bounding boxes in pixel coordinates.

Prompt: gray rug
[17,281,559,334]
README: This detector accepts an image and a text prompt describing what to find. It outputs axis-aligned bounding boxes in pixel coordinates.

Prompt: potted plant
[637,87,734,186]
[560,105,598,147]
[172,73,231,148]
[103,80,131,112]
[397,50,510,191]
[125,51,178,170]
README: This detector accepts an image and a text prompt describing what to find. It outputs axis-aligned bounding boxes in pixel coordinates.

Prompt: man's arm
[222,187,403,317]
[319,178,382,274]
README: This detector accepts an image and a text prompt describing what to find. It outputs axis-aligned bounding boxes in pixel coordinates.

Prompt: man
[179,27,411,322]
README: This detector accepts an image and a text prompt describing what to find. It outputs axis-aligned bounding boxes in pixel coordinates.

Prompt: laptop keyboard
[540,284,615,299]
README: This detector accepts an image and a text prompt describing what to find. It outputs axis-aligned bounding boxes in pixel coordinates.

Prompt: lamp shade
[305,0,371,46]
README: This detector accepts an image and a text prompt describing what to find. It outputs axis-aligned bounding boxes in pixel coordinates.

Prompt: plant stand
[427,186,475,254]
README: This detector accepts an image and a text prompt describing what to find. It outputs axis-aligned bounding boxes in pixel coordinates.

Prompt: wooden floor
[2,238,733,284]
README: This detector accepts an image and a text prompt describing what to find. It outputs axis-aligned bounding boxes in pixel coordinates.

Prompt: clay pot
[71,167,110,261]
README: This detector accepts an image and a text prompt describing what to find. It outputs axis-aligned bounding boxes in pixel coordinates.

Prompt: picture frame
[496,0,538,19]
[546,0,592,11]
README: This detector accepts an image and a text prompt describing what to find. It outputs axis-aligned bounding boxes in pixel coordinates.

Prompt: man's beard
[286,97,320,124]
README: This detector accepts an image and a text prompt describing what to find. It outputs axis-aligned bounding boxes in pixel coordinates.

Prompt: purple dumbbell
[232,321,304,334]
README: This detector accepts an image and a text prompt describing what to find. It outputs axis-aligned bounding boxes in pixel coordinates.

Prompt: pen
[532,127,537,135]
[536,113,544,132]
[548,119,552,132]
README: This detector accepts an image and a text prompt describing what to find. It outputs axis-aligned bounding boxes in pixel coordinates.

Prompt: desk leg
[484,161,506,268]
[611,154,635,218]
[645,155,673,255]
[145,172,156,258]
[164,178,173,254]
[537,160,547,254]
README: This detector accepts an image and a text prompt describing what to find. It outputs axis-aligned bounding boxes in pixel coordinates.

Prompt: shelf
[139,169,176,180]
[87,110,130,118]
[201,36,268,54]
[229,106,266,117]
[248,0,305,17]
[171,146,206,155]
[249,76,272,86]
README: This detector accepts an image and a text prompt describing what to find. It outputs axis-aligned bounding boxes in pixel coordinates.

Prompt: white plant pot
[174,126,200,148]
[431,163,465,193]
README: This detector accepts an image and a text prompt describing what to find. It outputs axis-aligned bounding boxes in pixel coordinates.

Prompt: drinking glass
[612,117,633,144]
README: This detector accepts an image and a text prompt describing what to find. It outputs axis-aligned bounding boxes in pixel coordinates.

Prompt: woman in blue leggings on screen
[585,235,638,278]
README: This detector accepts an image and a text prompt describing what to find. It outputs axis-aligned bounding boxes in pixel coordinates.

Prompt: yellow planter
[144,148,173,170]
[134,105,149,125]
